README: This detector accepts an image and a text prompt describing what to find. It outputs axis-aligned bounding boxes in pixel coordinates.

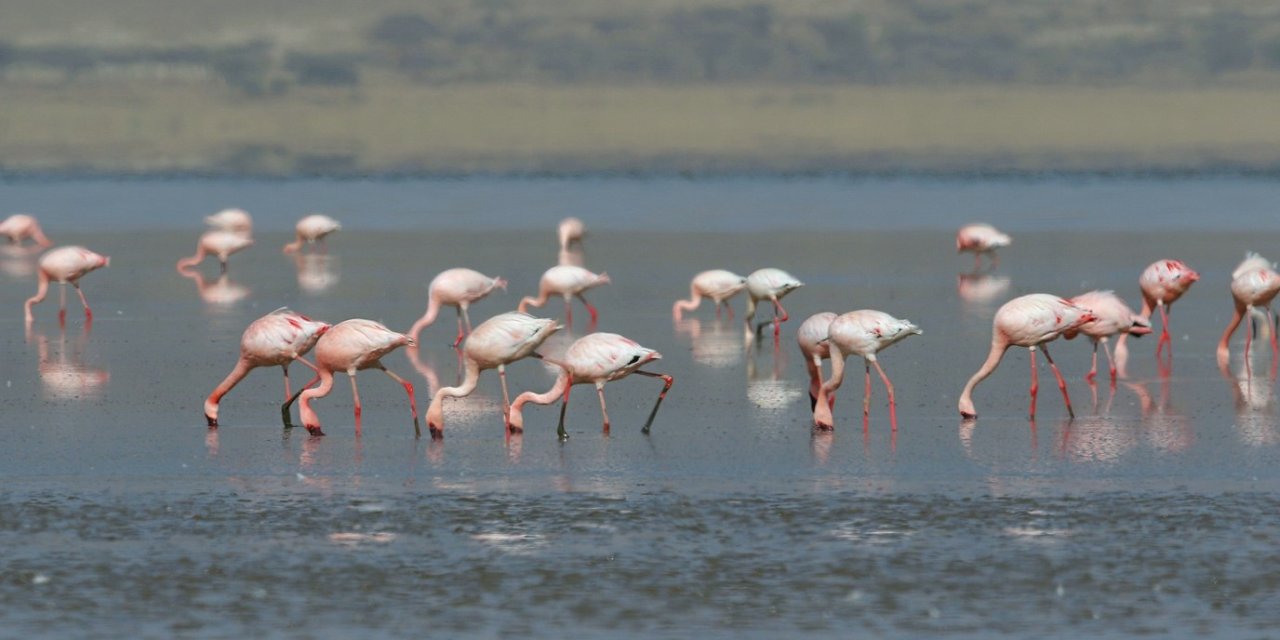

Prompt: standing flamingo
[176,230,253,274]
[518,265,610,328]
[24,246,110,325]
[558,217,585,251]
[282,214,341,254]
[408,268,508,346]
[1217,252,1280,370]
[1136,258,1199,357]
[958,294,1096,420]
[673,269,748,320]
[1063,290,1152,382]
[744,268,804,339]
[425,312,562,439]
[0,214,52,247]
[297,319,419,437]
[507,333,673,439]
[204,208,253,234]
[812,310,922,430]
[797,312,837,410]
[204,308,330,427]
[956,223,1011,270]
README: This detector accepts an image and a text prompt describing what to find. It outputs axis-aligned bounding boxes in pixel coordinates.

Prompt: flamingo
[1063,290,1152,382]
[558,217,585,251]
[282,214,341,254]
[297,319,419,437]
[744,268,804,339]
[0,214,52,248]
[425,312,562,439]
[812,310,922,430]
[176,230,253,274]
[204,308,330,428]
[796,312,837,410]
[1136,258,1199,357]
[956,223,1011,270]
[24,246,110,325]
[518,265,610,328]
[507,332,673,439]
[958,294,1097,420]
[1217,252,1280,370]
[408,268,508,346]
[672,269,748,320]
[204,208,253,234]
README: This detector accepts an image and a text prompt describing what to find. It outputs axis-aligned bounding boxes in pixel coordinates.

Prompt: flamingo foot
[813,422,833,432]
[429,425,443,440]
[305,425,325,436]
[206,414,218,427]
[960,411,977,420]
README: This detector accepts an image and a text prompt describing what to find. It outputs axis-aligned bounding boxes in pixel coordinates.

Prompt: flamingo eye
[627,355,641,365]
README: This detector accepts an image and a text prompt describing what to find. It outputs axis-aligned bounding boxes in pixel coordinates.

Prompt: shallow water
[3,176,1280,637]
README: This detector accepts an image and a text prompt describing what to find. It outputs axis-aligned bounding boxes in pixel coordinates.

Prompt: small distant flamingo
[1063,290,1152,382]
[408,268,508,346]
[812,310,921,430]
[958,294,1096,420]
[507,332,673,439]
[282,214,341,254]
[744,268,804,339]
[518,265,610,327]
[204,208,253,234]
[1136,258,1199,357]
[796,312,837,410]
[298,319,419,437]
[1217,252,1280,370]
[956,223,1011,270]
[558,217,585,251]
[204,308,330,428]
[0,214,52,247]
[25,246,110,325]
[673,269,748,320]
[425,312,562,439]
[176,230,253,274]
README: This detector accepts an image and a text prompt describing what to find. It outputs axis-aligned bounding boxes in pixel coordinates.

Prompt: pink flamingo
[408,268,508,346]
[204,208,253,234]
[282,214,341,254]
[25,246,110,325]
[1136,258,1199,357]
[812,310,922,430]
[204,308,330,428]
[558,217,585,251]
[0,214,52,248]
[958,294,1096,420]
[1217,252,1280,371]
[1063,290,1152,382]
[176,230,253,274]
[744,268,804,339]
[518,265,610,328]
[672,269,748,320]
[298,319,419,437]
[796,312,837,410]
[425,312,562,439]
[956,223,1011,270]
[507,332,673,439]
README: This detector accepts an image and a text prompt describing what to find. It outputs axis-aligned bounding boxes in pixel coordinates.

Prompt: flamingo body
[812,310,921,429]
[0,214,52,247]
[956,223,1011,268]
[204,208,253,233]
[298,319,418,436]
[518,265,610,326]
[744,268,804,338]
[1064,290,1151,381]
[204,308,330,426]
[1218,252,1280,367]
[176,230,253,273]
[283,214,341,254]
[673,269,748,320]
[24,246,110,323]
[409,268,508,345]
[797,312,837,408]
[1133,258,1199,359]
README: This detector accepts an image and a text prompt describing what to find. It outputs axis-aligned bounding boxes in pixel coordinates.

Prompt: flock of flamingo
[5,211,1276,440]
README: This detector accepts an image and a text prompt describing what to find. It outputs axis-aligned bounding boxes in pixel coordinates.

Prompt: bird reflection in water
[178,267,250,307]
[746,333,802,411]
[673,317,743,368]
[1224,351,1280,447]
[27,323,110,401]
[294,253,339,295]
[956,271,1011,311]
[0,244,43,280]
[1123,376,1193,454]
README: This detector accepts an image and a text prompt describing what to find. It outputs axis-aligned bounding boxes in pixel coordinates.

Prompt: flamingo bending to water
[1136,258,1199,357]
[204,208,253,234]
[812,310,921,430]
[297,319,419,437]
[673,269,748,320]
[25,246,110,325]
[176,230,253,274]
[956,223,1011,270]
[205,308,330,427]
[0,214,52,247]
[1218,252,1280,370]
[282,214,341,254]
[1063,290,1152,382]
[518,265,610,327]
[408,268,508,346]
[744,268,804,339]
[796,312,837,411]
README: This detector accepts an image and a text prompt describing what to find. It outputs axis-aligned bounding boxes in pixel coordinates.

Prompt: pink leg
[381,366,421,438]
[1086,341,1098,382]
[1029,348,1039,420]
[724,301,734,321]
[350,374,363,436]
[1041,345,1074,419]
[58,284,67,328]
[1269,308,1279,359]
[872,360,897,431]
[1245,311,1254,378]
[498,364,511,419]
[595,381,611,433]
[564,298,573,329]
[862,362,872,428]
[771,298,789,339]
[973,254,981,271]
[453,309,466,347]
[1102,340,1117,383]
[577,294,599,328]
[1157,303,1172,357]
[74,284,92,320]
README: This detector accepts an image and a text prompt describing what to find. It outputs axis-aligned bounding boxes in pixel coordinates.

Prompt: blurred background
[3,0,1280,175]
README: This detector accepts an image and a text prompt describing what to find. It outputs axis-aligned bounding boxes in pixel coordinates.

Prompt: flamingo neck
[426,358,482,427]
[518,289,549,312]
[282,234,304,254]
[672,285,703,319]
[298,367,335,426]
[409,295,442,342]
[958,340,1010,414]
[176,245,207,271]
[205,358,254,420]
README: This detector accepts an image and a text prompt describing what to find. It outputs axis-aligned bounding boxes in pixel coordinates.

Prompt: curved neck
[519,291,549,312]
[205,359,254,416]
[176,245,207,271]
[959,340,1010,409]
[514,370,571,411]
[427,358,483,425]
[409,295,442,341]
[673,285,703,319]
[1218,301,1247,354]
[298,367,335,425]
[282,234,304,254]
[24,270,50,321]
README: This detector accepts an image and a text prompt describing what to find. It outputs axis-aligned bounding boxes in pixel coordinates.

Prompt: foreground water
[3,176,1280,637]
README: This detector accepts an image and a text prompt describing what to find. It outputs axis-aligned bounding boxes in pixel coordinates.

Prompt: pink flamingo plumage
[796,312,837,411]
[673,269,748,320]
[1063,290,1152,382]
[518,265,610,328]
[1136,258,1199,357]
[297,319,419,437]
[0,214,52,248]
[956,223,1011,270]
[408,268,508,346]
[205,308,330,428]
[744,268,804,339]
[558,217,585,252]
[25,246,110,325]
[812,310,921,430]
[176,230,253,274]
[1217,252,1280,371]
[204,208,253,234]
[282,214,341,254]
[958,294,1097,420]
[425,312,562,439]
[507,332,673,439]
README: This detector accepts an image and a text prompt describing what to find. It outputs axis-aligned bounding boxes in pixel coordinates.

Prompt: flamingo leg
[557,383,573,440]
[635,370,674,435]
[1086,341,1099,382]
[461,305,473,335]
[1246,311,1255,379]
[73,283,92,320]
[771,297,789,339]
[863,361,872,427]
[1156,303,1171,356]
[1102,339,1117,383]
[973,254,982,271]
[219,259,228,275]
[454,307,466,347]
[282,358,321,429]
[58,283,67,327]
[715,301,723,320]
[724,300,734,321]
[1269,307,1279,360]
[577,293,599,326]
[380,366,421,438]
[872,359,897,431]
[595,381,611,433]
[1041,344,1074,419]
[1029,347,1039,420]
[498,364,511,419]
[349,374,363,436]
[564,298,573,329]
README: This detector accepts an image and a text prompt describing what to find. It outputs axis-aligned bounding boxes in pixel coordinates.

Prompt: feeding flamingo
[796,312,837,411]
[1136,258,1199,357]
[204,308,330,428]
[1217,252,1280,370]
[744,268,804,339]
[176,230,253,274]
[518,265,610,328]
[297,319,419,437]
[672,269,748,320]
[811,310,922,430]
[24,246,110,325]
[956,223,1011,270]
[1063,290,1152,383]
[0,214,52,248]
[425,312,562,439]
[282,214,341,254]
[958,294,1096,420]
[204,208,253,234]
[408,268,508,346]
[506,332,673,439]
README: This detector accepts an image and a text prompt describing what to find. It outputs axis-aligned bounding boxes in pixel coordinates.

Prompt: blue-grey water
[3,176,1280,638]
